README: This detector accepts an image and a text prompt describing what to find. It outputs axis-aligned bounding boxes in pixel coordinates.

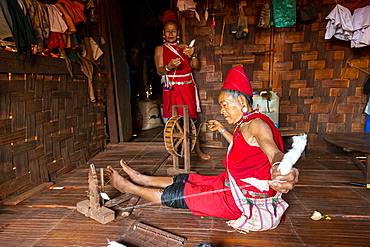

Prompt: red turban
[162,10,178,26]
[221,65,252,96]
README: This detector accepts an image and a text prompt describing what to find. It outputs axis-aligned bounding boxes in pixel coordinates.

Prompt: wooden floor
[1,127,370,246]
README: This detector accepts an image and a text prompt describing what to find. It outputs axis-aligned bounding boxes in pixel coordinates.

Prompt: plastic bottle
[252,92,263,111]
[365,115,370,132]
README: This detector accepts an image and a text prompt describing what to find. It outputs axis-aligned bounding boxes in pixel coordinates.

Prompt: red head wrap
[162,10,178,26]
[221,65,252,97]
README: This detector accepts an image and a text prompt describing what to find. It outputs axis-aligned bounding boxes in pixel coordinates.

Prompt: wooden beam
[3,182,53,206]
[0,50,84,75]
[105,0,132,142]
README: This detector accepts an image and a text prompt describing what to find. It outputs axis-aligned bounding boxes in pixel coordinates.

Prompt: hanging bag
[257,1,271,29]
[225,141,289,233]
[236,1,248,38]
[298,3,318,23]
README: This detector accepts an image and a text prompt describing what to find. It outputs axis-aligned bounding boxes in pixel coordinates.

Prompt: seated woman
[106,65,299,222]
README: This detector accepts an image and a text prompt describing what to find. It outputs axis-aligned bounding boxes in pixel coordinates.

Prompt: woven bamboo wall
[0,52,106,200]
[182,0,370,148]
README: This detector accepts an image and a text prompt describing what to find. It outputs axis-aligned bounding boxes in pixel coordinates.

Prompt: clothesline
[348,0,370,10]
[325,4,370,48]
[335,0,370,11]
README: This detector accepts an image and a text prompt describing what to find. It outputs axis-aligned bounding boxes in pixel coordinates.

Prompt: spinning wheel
[164,115,197,157]
[163,105,196,175]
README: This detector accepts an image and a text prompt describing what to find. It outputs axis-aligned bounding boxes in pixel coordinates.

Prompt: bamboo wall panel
[182,0,370,148]
[0,66,107,200]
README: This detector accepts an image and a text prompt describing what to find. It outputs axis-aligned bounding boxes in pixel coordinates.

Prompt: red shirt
[184,113,284,219]
[162,44,197,118]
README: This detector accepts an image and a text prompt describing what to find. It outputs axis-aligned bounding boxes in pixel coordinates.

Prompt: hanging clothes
[46,32,65,50]
[0,0,13,44]
[89,37,103,61]
[78,54,96,102]
[351,5,370,48]
[271,0,296,28]
[45,4,68,33]
[23,0,50,52]
[0,0,12,30]
[69,32,79,49]
[65,49,79,62]
[17,0,27,15]
[60,48,73,77]
[55,3,76,34]
[6,0,35,61]
[325,4,353,41]
[57,0,87,24]
[257,1,271,29]
[177,0,196,12]
[55,3,78,49]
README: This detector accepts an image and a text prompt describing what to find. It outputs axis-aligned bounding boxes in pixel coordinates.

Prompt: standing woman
[154,10,209,160]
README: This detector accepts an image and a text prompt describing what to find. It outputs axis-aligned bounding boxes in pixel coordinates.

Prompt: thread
[104,129,164,185]
[105,185,249,212]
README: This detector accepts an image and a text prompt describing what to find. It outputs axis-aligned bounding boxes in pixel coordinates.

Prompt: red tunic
[162,44,197,118]
[184,113,284,219]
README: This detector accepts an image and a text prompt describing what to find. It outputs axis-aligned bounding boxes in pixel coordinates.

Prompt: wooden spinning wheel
[164,105,196,175]
[164,115,197,157]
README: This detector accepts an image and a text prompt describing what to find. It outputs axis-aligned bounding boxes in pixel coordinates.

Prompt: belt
[224,179,268,198]
[167,73,192,78]
[168,80,192,85]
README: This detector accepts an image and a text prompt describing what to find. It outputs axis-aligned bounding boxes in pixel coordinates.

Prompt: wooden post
[181,15,186,44]
[220,18,226,47]
[268,26,275,90]
[100,167,104,192]
[183,105,190,173]
[172,106,179,170]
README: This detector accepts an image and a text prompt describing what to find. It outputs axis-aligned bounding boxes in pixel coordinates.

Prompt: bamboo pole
[220,18,226,46]
[268,26,275,90]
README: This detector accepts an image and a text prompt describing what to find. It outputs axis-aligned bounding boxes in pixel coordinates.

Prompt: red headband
[221,65,252,96]
[162,10,178,26]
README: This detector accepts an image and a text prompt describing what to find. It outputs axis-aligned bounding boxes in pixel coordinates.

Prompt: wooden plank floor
[1,127,370,246]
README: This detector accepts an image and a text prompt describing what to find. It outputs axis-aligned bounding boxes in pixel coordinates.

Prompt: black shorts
[161,174,189,209]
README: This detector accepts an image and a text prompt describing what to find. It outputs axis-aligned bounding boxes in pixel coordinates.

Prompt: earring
[242,106,248,119]
[176,35,180,43]
[163,35,166,43]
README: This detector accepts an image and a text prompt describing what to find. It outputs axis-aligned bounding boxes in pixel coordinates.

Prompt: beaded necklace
[234,109,258,139]
[164,43,184,61]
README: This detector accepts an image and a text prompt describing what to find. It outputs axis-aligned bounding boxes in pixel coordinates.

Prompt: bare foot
[119,159,150,186]
[106,165,133,193]
[195,150,211,160]
[194,140,211,160]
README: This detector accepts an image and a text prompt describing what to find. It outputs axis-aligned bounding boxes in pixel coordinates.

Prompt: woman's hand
[205,120,224,132]
[206,120,232,143]
[268,167,299,194]
[183,46,195,57]
[167,57,181,70]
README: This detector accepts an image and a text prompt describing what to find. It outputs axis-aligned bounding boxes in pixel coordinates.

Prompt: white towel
[325,4,353,41]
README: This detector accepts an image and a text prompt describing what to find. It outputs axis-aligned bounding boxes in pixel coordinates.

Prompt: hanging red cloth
[47,32,65,50]
[57,0,87,24]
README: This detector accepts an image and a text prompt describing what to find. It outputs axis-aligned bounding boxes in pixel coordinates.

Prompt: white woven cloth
[241,134,307,191]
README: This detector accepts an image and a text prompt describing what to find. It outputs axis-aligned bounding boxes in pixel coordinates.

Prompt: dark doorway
[120,1,172,138]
